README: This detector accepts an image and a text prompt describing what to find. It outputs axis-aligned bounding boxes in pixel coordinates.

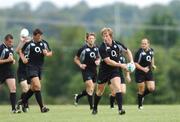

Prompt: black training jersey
[24,40,51,66]
[18,42,30,68]
[119,55,126,64]
[134,48,154,68]
[99,41,127,73]
[76,44,99,71]
[0,43,14,70]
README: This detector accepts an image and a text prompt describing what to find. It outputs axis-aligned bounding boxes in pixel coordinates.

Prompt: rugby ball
[20,28,29,37]
[127,63,135,72]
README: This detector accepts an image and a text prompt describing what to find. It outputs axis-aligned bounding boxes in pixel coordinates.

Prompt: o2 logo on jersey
[90,52,96,59]
[24,54,28,58]
[9,52,13,56]
[111,50,117,57]
[34,47,42,53]
[146,56,151,62]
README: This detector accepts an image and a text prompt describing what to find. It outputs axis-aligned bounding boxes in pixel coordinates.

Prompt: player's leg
[143,71,155,97]
[85,80,94,110]
[135,72,146,109]
[92,83,105,115]
[74,89,87,105]
[74,72,89,105]
[137,82,145,109]
[145,81,155,95]
[109,83,115,108]
[20,80,29,99]
[6,78,19,113]
[121,84,126,94]
[20,80,30,108]
[120,74,126,95]
[31,77,49,113]
[111,77,125,115]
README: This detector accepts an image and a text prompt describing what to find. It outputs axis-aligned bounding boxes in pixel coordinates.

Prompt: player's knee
[139,87,145,94]
[33,84,41,91]
[121,90,126,94]
[96,90,103,96]
[22,86,29,92]
[148,87,155,92]
[10,86,16,92]
[87,90,93,95]
[111,91,115,96]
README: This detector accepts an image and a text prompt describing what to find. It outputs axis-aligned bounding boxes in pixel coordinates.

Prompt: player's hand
[22,57,28,64]
[12,59,16,64]
[43,49,48,56]
[152,65,157,70]
[143,66,149,73]
[119,63,128,71]
[79,64,87,70]
[20,36,29,43]
[95,59,100,66]
[7,54,14,62]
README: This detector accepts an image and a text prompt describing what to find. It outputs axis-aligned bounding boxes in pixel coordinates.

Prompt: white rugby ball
[20,28,29,37]
[127,63,135,72]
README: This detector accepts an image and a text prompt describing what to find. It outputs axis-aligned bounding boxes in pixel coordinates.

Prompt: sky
[0,0,173,9]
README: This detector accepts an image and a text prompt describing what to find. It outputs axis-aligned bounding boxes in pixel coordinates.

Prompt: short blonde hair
[101,27,113,39]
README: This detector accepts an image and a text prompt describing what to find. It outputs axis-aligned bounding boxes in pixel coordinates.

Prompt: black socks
[115,92,123,111]
[10,93,16,110]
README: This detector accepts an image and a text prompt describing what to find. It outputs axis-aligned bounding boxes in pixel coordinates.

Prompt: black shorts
[98,70,120,84]
[27,65,42,82]
[0,68,15,84]
[107,70,125,85]
[119,70,125,84]
[135,70,154,83]
[82,70,97,83]
[17,66,30,84]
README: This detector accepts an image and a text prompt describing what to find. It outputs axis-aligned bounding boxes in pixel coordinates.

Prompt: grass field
[0,105,179,122]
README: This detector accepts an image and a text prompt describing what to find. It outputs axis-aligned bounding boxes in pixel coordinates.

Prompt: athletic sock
[22,89,34,104]
[10,93,16,110]
[110,95,115,108]
[77,90,87,101]
[115,92,123,111]
[143,89,151,97]
[138,94,143,107]
[87,94,93,109]
[20,92,26,100]
[93,93,101,110]
[34,90,44,109]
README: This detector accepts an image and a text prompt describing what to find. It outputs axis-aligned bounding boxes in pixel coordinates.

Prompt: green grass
[0,105,179,122]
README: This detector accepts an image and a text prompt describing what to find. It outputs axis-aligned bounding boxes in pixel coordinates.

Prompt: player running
[92,28,134,115]
[0,34,20,113]
[74,32,100,110]
[17,29,52,113]
[134,38,156,109]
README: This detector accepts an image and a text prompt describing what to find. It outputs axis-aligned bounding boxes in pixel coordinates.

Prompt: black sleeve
[23,42,31,56]
[134,49,141,63]
[151,48,154,56]
[96,47,100,59]
[116,41,128,53]
[43,41,51,51]
[0,46,4,59]
[76,47,84,57]
[99,45,109,59]
[22,42,29,52]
